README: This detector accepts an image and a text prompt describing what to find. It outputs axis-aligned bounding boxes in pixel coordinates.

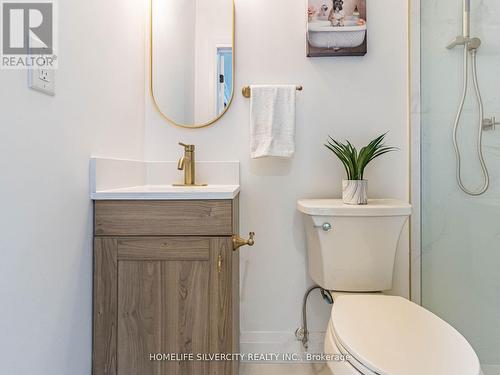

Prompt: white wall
[0,0,145,373]
[146,0,409,352]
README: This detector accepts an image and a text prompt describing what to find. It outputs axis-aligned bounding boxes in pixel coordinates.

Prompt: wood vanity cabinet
[92,198,239,375]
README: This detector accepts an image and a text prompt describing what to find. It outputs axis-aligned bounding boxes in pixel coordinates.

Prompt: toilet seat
[330,327,377,375]
[329,294,481,375]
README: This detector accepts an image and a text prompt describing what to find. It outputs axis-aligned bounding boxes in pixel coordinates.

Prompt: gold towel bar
[242,85,303,98]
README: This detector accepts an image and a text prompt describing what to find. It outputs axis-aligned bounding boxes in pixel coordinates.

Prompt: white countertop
[90,158,241,200]
[91,184,240,200]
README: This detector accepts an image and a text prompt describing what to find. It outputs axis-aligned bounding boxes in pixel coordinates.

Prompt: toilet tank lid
[297,199,411,217]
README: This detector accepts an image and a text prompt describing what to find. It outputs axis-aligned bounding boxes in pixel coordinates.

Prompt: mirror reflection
[151,0,234,128]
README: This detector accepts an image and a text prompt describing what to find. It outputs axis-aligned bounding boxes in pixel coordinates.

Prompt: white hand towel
[250,85,296,159]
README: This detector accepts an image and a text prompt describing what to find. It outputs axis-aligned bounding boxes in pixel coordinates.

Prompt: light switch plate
[29,67,55,96]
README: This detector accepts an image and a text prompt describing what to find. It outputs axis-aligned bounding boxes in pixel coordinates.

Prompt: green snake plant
[325,133,398,180]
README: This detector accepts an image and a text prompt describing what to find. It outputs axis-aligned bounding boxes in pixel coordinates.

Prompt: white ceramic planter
[342,180,368,205]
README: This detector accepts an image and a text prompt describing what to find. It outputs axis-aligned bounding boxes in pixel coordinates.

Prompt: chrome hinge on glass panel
[483,117,499,131]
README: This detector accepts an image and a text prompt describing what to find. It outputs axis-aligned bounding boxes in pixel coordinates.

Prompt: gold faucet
[176,142,206,186]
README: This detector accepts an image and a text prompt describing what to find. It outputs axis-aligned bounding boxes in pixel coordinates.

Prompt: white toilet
[297,199,481,375]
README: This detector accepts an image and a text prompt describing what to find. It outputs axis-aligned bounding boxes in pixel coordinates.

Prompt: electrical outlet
[27,34,56,96]
[39,69,49,82]
[29,67,55,96]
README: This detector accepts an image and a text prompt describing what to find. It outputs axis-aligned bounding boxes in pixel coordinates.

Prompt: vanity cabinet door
[93,237,235,375]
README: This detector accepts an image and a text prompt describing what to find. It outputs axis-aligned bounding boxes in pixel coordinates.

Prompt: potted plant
[325,133,397,205]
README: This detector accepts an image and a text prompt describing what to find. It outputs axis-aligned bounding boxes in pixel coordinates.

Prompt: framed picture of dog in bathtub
[307,0,367,57]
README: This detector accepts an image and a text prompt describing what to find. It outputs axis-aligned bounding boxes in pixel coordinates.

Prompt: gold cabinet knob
[232,232,255,251]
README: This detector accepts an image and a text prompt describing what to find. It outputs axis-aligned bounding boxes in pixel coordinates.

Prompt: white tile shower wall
[482,365,500,375]
[0,0,145,374]
[421,0,500,368]
[145,0,410,353]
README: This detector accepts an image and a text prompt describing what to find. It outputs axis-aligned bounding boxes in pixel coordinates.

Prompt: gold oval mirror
[150,0,235,129]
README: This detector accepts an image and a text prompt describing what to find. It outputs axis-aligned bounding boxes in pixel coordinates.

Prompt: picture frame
[307,0,367,57]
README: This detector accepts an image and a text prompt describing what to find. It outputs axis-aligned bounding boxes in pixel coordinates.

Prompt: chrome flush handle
[314,223,333,232]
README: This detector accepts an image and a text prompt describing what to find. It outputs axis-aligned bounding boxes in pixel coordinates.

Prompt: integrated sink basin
[90,158,240,200]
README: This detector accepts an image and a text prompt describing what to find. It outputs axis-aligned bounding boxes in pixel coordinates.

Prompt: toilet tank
[297,199,411,292]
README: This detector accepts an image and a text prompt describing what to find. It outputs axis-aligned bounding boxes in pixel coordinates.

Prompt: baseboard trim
[239,331,326,362]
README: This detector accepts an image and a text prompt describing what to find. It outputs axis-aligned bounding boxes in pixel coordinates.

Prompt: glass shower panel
[421,1,500,374]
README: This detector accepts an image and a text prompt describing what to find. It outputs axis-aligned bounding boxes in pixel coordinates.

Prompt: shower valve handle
[483,117,497,131]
